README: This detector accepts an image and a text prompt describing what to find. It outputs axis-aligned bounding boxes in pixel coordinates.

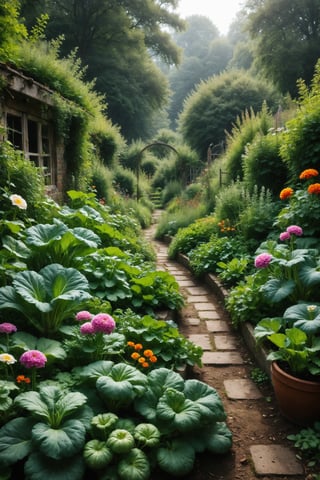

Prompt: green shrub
[214,181,247,225]
[225,274,272,328]
[165,216,217,256]
[243,132,288,195]
[113,166,136,197]
[224,104,273,182]
[188,235,248,277]
[280,60,320,180]
[238,186,281,252]
[91,161,113,204]
[0,139,45,220]
[161,181,183,206]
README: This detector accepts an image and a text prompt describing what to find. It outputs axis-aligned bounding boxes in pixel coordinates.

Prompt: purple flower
[91,313,116,334]
[20,350,47,369]
[286,225,303,236]
[80,321,95,335]
[0,322,17,334]
[254,253,273,269]
[279,231,291,241]
[75,310,92,322]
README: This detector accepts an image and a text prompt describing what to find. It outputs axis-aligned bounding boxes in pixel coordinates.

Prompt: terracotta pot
[271,361,320,426]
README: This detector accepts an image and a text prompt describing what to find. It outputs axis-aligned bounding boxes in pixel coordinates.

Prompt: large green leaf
[70,227,101,248]
[284,303,320,334]
[183,379,226,422]
[156,439,195,476]
[253,317,283,342]
[2,235,30,259]
[15,386,87,425]
[24,451,85,480]
[40,264,90,299]
[156,388,201,432]
[202,422,233,454]
[261,278,295,303]
[74,360,114,382]
[0,417,36,466]
[32,419,86,460]
[146,367,184,397]
[13,270,51,312]
[25,223,68,247]
[118,448,150,480]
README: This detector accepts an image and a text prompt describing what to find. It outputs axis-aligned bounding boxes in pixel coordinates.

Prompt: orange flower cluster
[307,183,320,195]
[299,168,319,179]
[16,375,31,384]
[279,187,294,200]
[127,341,157,368]
[217,219,236,233]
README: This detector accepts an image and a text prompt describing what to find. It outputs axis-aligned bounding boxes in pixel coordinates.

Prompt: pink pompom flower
[254,253,273,269]
[279,231,291,242]
[91,313,116,334]
[80,321,95,335]
[75,310,92,322]
[20,350,47,369]
[286,225,303,236]
[0,322,17,334]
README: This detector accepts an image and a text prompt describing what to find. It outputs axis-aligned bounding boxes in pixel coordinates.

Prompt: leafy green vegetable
[133,423,160,448]
[157,439,195,476]
[107,429,135,454]
[83,439,113,469]
[118,448,150,480]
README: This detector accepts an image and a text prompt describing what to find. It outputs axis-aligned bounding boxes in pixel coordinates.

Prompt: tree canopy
[178,69,280,160]
[246,0,320,96]
[19,0,186,140]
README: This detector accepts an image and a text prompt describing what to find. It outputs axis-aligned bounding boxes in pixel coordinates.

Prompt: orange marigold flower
[138,357,146,364]
[142,362,149,368]
[131,352,140,360]
[143,349,153,357]
[299,168,319,179]
[150,355,157,363]
[134,343,143,350]
[307,183,320,195]
[16,375,31,384]
[127,341,135,347]
[279,187,294,200]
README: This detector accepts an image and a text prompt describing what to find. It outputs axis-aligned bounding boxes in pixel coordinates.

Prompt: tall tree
[19,0,185,140]
[246,0,320,96]
[168,16,233,126]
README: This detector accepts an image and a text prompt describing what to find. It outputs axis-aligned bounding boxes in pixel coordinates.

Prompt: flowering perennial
[279,187,294,200]
[286,225,303,236]
[299,168,319,179]
[127,341,157,368]
[307,183,320,195]
[0,353,16,365]
[16,374,31,384]
[9,194,27,210]
[20,350,47,369]
[254,253,272,269]
[91,313,116,334]
[75,310,93,322]
[0,322,17,334]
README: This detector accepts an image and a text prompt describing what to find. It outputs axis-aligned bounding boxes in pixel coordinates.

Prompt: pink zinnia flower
[75,310,92,322]
[91,313,116,334]
[286,225,303,236]
[0,322,17,334]
[254,253,272,269]
[80,321,95,335]
[20,350,47,369]
[279,231,291,241]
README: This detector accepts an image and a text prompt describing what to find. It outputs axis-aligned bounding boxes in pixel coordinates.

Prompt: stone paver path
[144,216,304,479]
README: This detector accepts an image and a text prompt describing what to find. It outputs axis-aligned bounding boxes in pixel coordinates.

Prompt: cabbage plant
[0,263,91,335]
[0,385,92,480]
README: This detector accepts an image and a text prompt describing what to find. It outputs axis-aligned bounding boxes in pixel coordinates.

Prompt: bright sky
[176,0,244,35]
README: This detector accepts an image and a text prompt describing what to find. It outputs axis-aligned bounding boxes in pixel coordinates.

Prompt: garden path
[143,212,307,480]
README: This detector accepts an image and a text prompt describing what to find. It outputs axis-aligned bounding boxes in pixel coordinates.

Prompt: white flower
[9,194,27,210]
[0,353,17,365]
